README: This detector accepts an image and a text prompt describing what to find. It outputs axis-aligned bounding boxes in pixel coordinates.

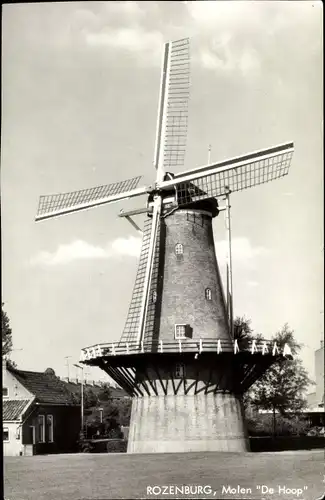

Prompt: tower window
[175,363,185,378]
[175,243,183,255]
[175,324,186,340]
[205,288,212,301]
[3,387,9,398]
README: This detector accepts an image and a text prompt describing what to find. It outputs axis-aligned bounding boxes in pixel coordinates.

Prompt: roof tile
[3,400,30,420]
[8,367,78,405]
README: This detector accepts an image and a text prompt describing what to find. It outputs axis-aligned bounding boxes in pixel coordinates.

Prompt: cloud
[74,2,163,64]
[85,27,163,61]
[215,237,269,266]
[31,234,266,268]
[185,1,307,78]
[31,236,142,266]
[111,236,142,258]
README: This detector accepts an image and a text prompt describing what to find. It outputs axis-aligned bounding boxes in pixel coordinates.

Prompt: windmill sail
[36,176,146,221]
[159,142,294,206]
[119,217,161,346]
[164,38,190,171]
[154,38,190,182]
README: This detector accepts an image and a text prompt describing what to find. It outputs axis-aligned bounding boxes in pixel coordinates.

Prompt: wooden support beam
[205,367,213,395]
[119,366,144,397]
[152,365,167,395]
[168,366,177,395]
[100,363,134,397]
[143,367,158,396]
[175,377,184,395]
[119,207,151,218]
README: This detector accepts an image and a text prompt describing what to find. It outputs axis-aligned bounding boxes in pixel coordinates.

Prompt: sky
[1,1,323,385]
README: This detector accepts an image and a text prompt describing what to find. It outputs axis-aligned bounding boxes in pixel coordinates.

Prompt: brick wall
[158,209,230,343]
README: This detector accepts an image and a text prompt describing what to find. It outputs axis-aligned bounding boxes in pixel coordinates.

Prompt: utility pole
[225,187,234,339]
[64,356,72,381]
[73,364,84,433]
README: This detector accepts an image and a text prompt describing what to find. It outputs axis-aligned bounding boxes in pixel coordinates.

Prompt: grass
[4,450,324,500]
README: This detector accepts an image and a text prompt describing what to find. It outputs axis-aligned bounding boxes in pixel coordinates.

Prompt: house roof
[3,399,31,420]
[60,380,129,399]
[7,366,78,405]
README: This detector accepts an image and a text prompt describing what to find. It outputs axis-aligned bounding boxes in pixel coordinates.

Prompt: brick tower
[35,37,294,453]
[124,198,249,453]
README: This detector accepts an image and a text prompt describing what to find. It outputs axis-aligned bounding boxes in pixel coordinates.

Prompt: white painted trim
[38,414,45,443]
[136,196,162,344]
[47,414,54,443]
[174,324,187,340]
[154,42,170,180]
[174,141,294,178]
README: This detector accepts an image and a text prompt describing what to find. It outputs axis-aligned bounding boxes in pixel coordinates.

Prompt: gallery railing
[80,338,292,363]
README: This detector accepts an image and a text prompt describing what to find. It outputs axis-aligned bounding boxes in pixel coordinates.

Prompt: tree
[246,324,313,436]
[233,316,263,349]
[2,303,16,367]
[97,383,112,401]
[2,303,13,357]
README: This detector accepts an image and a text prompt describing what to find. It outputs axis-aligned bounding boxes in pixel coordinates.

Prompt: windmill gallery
[35,38,294,453]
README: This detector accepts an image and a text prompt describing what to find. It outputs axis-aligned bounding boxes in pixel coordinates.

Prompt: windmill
[35,38,294,453]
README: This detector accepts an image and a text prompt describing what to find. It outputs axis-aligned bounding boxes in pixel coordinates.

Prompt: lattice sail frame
[36,176,145,221]
[154,38,190,182]
[119,217,161,345]
[158,142,294,206]
[163,38,190,171]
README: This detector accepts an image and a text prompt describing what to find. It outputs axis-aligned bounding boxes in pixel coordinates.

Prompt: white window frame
[38,415,45,443]
[205,288,212,301]
[175,363,185,379]
[3,387,9,398]
[47,415,54,443]
[16,427,21,440]
[3,427,10,442]
[175,243,184,255]
[175,324,186,340]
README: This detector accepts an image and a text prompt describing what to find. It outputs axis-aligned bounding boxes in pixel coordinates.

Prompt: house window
[152,290,157,304]
[16,427,21,440]
[175,243,183,255]
[3,387,9,398]
[47,415,54,443]
[205,288,212,301]
[38,415,45,443]
[175,363,185,378]
[3,427,9,442]
[175,324,186,340]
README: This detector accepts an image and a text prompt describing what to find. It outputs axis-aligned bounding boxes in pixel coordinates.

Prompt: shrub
[246,414,311,437]
[106,439,127,453]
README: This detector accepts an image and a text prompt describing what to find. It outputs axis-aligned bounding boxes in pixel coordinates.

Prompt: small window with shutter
[175,324,186,340]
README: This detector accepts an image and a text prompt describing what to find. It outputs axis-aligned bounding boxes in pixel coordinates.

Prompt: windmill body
[35,38,294,453]
[123,200,248,453]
